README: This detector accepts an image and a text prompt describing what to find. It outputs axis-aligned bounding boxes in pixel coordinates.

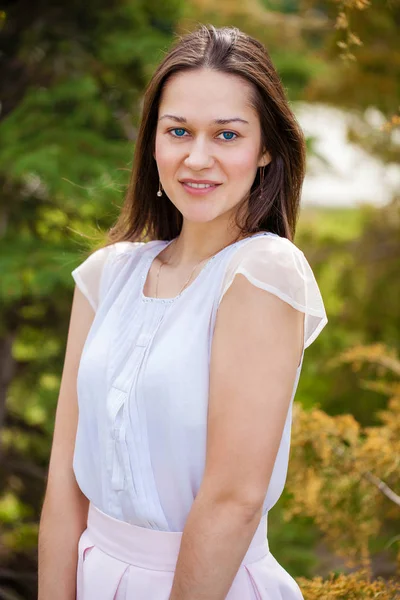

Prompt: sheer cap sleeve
[71,241,142,312]
[219,234,328,350]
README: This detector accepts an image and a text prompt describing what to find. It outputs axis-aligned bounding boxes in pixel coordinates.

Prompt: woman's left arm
[168,272,304,600]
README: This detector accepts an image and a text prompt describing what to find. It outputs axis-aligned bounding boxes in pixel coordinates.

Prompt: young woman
[38,24,328,600]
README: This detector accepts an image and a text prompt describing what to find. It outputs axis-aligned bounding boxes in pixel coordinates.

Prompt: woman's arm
[168,272,304,600]
[38,286,95,600]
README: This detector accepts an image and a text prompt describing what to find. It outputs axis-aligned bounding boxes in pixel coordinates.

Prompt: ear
[258,150,271,168]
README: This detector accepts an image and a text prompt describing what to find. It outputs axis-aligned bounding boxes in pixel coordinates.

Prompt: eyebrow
[158,114,250,126]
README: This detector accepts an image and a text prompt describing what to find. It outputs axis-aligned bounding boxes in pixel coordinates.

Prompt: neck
[165,228,247,268]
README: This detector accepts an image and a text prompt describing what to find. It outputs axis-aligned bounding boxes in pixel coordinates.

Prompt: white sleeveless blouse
[71,232,328,532]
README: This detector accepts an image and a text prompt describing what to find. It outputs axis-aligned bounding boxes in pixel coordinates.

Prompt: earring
[157,179,163,197]
[259,166,265,198]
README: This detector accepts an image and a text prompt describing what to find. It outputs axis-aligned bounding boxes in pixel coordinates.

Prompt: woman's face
[154,68,271,226]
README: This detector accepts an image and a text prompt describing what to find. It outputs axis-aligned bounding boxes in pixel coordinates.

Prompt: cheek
[225,148,258,185]
[228,145,258,168]
[154,135,179,168]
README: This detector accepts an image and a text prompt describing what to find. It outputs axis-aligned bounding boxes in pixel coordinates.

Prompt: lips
[180,181,220,195]
[184,183,218,187]
[179,179,222,185]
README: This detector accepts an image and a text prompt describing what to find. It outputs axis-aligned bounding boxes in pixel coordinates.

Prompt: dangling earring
[157,179,163,197]
[259,165,265,199]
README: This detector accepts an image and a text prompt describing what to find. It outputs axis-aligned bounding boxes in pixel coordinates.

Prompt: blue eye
[168,128,238,141]
[219,131,237,141]
[170,128,187,137]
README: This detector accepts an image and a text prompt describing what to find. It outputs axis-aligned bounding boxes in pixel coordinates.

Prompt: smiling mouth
[180,181,221,195]
[181,182,221,188]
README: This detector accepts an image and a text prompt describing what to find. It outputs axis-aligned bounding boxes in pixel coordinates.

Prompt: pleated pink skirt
[76,502,304,599]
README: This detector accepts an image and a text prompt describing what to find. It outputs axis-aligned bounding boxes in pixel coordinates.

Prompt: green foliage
[295,197,400,428]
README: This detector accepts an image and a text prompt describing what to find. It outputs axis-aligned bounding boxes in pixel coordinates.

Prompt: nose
[183,136,214,170]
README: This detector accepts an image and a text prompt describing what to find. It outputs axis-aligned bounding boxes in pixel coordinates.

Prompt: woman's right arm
[38,285,95,600]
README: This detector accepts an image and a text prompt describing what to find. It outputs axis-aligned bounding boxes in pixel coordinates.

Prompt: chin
[179,209,220,224]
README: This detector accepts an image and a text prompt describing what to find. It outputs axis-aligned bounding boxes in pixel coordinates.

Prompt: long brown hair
[107,24,306,245]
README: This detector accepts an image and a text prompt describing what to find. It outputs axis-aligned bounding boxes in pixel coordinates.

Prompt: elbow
[229,493,265,520]
[196,484,265,522]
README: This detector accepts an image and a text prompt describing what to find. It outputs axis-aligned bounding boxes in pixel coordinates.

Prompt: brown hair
[107,24,306,245]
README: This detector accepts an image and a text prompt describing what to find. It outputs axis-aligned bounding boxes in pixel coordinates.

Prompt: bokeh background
[1,1,399,598]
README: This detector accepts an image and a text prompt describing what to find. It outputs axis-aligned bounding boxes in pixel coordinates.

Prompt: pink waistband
[86,502,270,572]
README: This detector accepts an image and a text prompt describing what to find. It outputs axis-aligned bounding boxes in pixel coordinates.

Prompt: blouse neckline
[140,231,273,304]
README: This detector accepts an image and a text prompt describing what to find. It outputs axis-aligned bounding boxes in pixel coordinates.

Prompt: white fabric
[219,235,327,349]
[71,232,328,536]
[72,242,142,312]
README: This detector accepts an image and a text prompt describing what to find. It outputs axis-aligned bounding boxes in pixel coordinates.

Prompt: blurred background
[0,1,399,598]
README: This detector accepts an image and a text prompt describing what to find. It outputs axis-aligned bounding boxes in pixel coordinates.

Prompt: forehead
[159,69,256,122]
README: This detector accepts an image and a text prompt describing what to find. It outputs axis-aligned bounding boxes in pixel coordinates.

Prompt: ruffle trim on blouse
[71,241,145,312]
[218,235,328,350]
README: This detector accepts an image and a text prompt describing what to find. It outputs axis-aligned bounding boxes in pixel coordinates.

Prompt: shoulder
[103,240,147,263]
[71,240,146,312]
[98,240,148,294]
[78,240,145,265]
[108,239,164,265]
[235,232,303,258]
[219,232,328,350]
[75,239,146,279]
[222,233,305,287]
